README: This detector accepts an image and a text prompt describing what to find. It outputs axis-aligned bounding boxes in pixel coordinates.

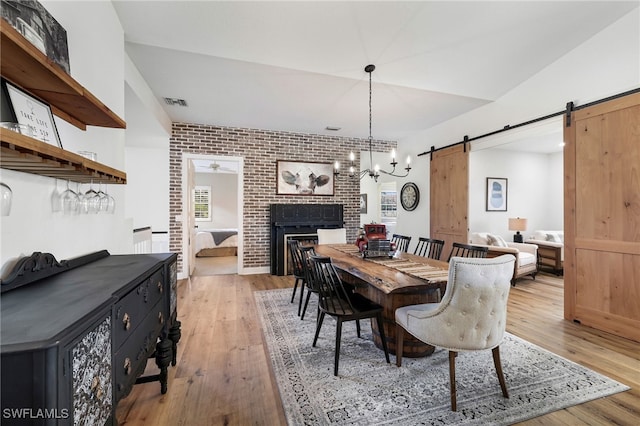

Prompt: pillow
[546,232,562,243]
[470,232,490,245]
[487,234,508,247]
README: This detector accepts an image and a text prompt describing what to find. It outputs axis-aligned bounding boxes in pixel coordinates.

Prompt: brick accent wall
[170,122,396,273]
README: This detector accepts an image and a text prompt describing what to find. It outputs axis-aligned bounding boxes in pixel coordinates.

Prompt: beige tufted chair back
[395,254,516,410]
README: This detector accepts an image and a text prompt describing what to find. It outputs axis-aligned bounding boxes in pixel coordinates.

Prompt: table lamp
[508,217,527,243]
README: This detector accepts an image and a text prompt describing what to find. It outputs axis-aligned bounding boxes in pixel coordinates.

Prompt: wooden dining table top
[313,244,449,295]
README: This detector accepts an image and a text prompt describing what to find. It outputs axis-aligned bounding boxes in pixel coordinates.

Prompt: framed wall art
[486,177,508,211]
[3,80,62,148]
[276,160,334,196]
[359,194,367,214]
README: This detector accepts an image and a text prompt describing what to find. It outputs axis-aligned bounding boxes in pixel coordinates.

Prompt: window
[379,182,397,225]
[194,186,211,221]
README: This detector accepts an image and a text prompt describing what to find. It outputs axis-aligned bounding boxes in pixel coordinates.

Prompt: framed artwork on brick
[276,160,334,196]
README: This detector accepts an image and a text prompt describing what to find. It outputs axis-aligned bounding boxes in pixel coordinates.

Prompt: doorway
[181,153,244,277]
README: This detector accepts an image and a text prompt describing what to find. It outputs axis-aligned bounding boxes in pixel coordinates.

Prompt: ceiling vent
[163,97,188,107]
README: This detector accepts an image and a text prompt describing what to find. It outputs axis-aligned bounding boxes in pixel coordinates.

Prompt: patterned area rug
[255,288,629,425]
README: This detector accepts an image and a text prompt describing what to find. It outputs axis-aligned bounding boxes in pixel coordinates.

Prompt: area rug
[255,288,629,425]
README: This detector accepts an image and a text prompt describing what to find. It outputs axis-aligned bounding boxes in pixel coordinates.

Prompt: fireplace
[270,204,344,275]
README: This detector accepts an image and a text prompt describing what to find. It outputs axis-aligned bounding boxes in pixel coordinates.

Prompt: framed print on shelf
[2,80,62,148]
[276,160,334,196]
[486,177,508,211]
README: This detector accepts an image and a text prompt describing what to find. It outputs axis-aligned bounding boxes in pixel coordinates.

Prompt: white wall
[124,146,169,232]
[194,172,238,229]
[397,8,639,242]
[0,1,132,273]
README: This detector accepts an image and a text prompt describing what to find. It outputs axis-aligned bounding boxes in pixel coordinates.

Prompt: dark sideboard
[0,250,180,425]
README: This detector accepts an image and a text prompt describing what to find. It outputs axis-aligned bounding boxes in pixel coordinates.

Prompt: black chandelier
[346,64,411,182]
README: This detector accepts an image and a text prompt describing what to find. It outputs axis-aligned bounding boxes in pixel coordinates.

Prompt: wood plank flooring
[116,272,640,425]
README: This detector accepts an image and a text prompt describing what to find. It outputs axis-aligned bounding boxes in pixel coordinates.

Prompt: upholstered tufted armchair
[395,254,516,411]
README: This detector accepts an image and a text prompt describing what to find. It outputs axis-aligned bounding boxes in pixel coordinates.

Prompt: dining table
[313,243,450,357]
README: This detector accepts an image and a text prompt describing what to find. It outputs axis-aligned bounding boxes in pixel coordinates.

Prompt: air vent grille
[163,97,188,107]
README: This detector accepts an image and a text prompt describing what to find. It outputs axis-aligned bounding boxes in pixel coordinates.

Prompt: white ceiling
[113,1,638,153]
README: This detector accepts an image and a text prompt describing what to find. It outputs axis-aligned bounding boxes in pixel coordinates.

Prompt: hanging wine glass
[105,185,116,214]
[51,179,62,213]
[97,182,109,213]
[0,182,12,216]
[60,180,79,215]
[81,180,100,214]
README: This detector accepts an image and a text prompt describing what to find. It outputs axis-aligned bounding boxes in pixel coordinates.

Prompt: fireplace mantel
[270,204,344,275]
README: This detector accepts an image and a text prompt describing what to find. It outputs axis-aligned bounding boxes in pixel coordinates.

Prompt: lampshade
[508,218,527,232]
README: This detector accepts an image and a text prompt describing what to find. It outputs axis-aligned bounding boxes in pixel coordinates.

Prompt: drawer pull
[124,357,131,375]
[91,376,103,400]
[158,311,164,324]
[123,312,131,330]
[157,281,163,293]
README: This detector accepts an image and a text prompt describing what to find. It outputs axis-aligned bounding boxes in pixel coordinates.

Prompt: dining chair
[317,228,347,245]
[308,255,390,376]
[446,242,489,261]
[287,240,307,314]
[413,237,445,260]
[391,234,412,253]
[395,254,516,411]
[299,245,318,320]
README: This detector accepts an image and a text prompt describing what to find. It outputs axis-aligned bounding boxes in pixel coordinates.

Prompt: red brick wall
[170,122,395,273]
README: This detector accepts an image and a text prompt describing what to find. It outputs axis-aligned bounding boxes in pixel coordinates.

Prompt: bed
[195,229,238,257]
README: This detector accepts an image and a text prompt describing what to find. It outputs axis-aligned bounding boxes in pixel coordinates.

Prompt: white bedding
[195,229,238,253]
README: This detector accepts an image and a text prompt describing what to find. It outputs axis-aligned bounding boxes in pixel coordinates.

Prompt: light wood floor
[117,272,640,425]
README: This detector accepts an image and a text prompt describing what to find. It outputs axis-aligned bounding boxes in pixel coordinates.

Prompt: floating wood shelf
[0,18,127,184]
[0,18,126,130]
[1,128,126,184]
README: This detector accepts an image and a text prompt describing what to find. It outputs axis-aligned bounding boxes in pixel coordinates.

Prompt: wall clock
[400,182,420,211]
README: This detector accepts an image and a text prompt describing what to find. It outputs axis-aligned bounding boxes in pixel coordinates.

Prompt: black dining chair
[308,255,390,376]
[413,237,445,260]
[287,240,307,315]
[391,234,412,253]
[447,242,489,261]
[299,245,318,320]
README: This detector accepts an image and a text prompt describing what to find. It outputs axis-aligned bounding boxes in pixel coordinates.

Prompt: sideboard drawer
[70,315,113,426]
[113,300,165,401]
[113,269,164,347]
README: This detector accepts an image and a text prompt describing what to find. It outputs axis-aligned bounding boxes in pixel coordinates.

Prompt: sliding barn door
[430,144,469,257]
[564,92,640,342]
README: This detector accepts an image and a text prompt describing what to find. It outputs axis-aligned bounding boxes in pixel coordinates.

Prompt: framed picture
[359,194,368,214]
[1,0,71,74]
[486,177,508,211]
[276,160,334,196]
[3,80,62,148]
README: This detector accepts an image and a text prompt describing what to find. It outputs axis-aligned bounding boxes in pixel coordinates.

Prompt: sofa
[469,232,538,285]
[527,230,564,275]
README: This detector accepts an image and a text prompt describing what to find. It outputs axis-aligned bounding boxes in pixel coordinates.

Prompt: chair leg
[376,314,390,364]
[312,312,325,347]
[297,281,306,316]
[492,346,509,398]
[334,318,343,376]
[396,324,405,367]
[290,277,300,303]
[355,319,361,338]
[301,288,313,320]
[449,351,458,411]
